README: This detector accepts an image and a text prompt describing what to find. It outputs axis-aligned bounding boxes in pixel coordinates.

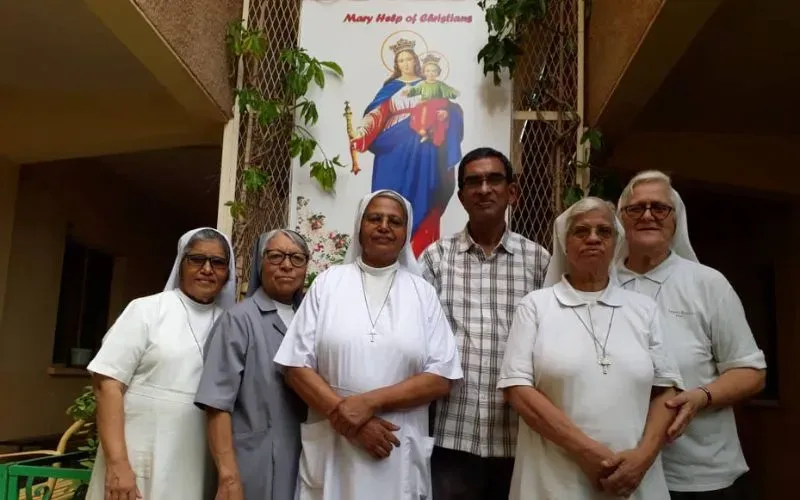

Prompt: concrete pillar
[0,159,20,326]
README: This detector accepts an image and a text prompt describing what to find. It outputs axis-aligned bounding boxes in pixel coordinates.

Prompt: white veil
[163,227,237,309]
[543,198,626,287]
[342,189,422,276]
[615,186,699,265]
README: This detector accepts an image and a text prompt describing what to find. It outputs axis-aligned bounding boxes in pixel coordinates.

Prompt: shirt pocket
[402,432,435,497]
[298,420,335,490]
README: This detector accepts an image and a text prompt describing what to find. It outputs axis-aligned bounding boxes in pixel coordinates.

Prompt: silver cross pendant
[599,356,612,375]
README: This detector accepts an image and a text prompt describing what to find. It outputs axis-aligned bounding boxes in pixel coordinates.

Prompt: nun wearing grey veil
[195,229,309,500]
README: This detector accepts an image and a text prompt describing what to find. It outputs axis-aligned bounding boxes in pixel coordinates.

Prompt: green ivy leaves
[477,0,548,84]
[224,22,346,217]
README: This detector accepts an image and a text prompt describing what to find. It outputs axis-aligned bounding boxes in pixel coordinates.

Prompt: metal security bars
[509,0,583,250]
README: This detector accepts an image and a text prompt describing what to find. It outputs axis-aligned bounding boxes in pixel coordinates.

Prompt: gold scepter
[343,101,360,175]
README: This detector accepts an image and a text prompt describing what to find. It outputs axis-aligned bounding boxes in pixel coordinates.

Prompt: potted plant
[66,386,98,499]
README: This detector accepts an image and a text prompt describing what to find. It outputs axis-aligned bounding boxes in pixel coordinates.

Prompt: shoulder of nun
[520,285,553,304]
[114,291,170,321]
[614,286,660,317]
[677,256,729,285]
[308,262,350,290]
[405,268,437,293]
[225,294,259,316]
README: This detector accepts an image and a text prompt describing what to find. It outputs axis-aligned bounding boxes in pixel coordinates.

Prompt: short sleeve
[86,298,151,386]
[497,297,538,389]
[711,284,767,373]
[422,296,462,380]
[194,311,248,412]
[418,244,441,290]
[273,275,321,370]
[648,308,685,390]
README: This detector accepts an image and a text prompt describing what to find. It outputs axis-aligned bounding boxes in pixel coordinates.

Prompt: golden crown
[421,53,441,66]
[389,38,416,55]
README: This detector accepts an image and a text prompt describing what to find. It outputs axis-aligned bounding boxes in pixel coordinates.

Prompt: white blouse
[615,252,767,492]
[498,276,683,500]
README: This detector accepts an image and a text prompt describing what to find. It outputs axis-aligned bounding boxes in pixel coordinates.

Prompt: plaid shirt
[420,227,549,457]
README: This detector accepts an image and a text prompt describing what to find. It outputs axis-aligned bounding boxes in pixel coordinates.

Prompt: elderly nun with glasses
[274,189,463,500]
[614,171,766,499]
[85,227,236,500]
[195,229,310,500]
[498,197,684,500]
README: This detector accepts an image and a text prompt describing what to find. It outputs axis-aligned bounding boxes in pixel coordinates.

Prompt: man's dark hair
[457,147,514,190]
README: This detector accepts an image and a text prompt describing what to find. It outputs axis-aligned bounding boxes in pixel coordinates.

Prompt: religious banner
[290,0,512,281]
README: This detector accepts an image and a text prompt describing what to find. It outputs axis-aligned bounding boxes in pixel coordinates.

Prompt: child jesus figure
[402,54,460,146]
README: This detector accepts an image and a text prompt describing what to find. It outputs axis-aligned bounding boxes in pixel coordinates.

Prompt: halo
[419,51,450,81]
[380,30,429,72]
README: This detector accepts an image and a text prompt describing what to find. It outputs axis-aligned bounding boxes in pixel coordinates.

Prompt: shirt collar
[616,251,681,285]
[456,224,514,255]
[553,276,623,307]
[252,287,303,312]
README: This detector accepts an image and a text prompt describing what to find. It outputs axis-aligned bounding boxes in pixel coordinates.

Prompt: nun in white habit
[613,170,766,497]
[274,189,463,500]
[498,197,683,500]
[85,227,236,500]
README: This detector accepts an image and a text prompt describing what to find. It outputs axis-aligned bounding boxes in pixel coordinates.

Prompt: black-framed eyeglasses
[184,254,229,271]
[264,250,309,268]
[569,225,615,240]
[621,202,674,220]
[462,173,508,190]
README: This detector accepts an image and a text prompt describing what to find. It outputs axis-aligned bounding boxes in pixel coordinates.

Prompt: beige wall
[133,0,243,116]
[586,0,664,124]
[0,161,186,440]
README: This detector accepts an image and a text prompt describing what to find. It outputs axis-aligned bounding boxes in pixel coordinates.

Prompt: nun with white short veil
[498,197,683,500]
[613,171,767,497]
[274,189,463,500]
[85,227,235,500]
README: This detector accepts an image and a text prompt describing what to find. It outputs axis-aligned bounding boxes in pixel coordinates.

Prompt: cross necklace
[572,304,616,374]
[177,294,216,358]
[359,269,396,343]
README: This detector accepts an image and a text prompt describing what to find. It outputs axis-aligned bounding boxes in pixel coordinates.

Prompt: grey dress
[195,288,306,500]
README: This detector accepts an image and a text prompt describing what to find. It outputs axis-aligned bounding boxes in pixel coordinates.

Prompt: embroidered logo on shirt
[668,309,696,317]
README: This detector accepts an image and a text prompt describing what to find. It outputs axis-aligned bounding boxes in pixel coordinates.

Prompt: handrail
[2,452,92,500]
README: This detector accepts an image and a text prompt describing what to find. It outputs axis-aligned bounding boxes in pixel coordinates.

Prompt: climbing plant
[224,21,345,220]
[477,0,619,209]
[477,0,549,85]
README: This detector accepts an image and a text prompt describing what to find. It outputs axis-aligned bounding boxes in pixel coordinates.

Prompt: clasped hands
[326,394,400,460]
[579,444,655,499]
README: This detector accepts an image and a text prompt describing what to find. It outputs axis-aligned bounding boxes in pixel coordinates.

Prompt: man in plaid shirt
[420,147,550,499]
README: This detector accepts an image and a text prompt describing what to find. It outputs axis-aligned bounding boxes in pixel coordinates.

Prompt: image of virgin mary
[350,38,464,256]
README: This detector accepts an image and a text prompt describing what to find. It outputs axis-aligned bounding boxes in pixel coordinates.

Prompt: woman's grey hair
[566,196,617,234]
[259,229,310,257]
[618,170,676,208]
[185,228,231,262]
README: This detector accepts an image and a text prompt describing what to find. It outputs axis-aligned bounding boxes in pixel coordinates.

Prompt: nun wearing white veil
[274,189,463,500]
[85,227,235,500]
[614,171,767,498]
[498,197,683,500]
